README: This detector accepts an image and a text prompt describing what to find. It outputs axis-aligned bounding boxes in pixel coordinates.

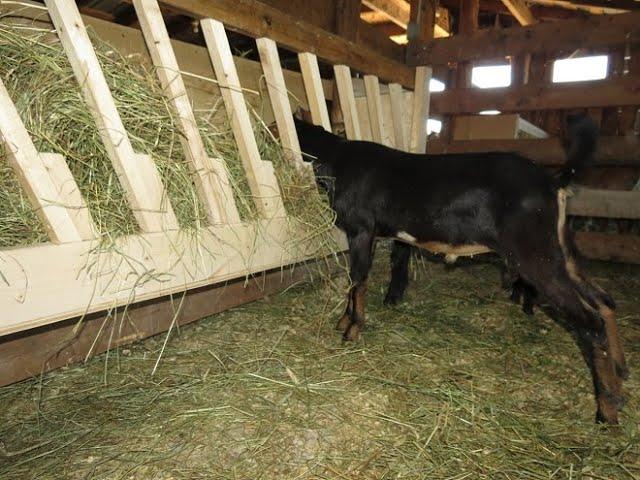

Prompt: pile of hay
[0,21,337,260]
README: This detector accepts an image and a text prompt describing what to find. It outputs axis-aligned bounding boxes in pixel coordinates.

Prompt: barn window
[429,78,446,92]
[427,118,442,135]
[479,110,501,115]
[552,55,609,83]
[471,64,511,88]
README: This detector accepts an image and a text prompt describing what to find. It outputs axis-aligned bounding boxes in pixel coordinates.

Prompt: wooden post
[0,79,90,243]
[133,0,240,225]
[44,0,179,233]
[201,18,285,218]
[333,65,362,140]
[408,0,436,153]
[298,52,332,131]
[256,37,310,174]
[363,75,387,145]
[388,83,409,150]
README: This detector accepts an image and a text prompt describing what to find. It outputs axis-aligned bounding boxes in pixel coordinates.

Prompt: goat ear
[293,107,305,120]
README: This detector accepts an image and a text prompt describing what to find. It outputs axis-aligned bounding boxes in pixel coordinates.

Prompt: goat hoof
[383,292,402,306]
[336,314,351,332]
[522,304,534,316]
[616,363,630,381]
[342,324,361,342]
[595,409,619,425]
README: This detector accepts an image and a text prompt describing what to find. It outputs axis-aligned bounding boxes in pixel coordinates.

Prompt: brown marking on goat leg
[343,281,367,342]
[591,340,624,425]
[599,305,629,380]
[558,190,628,381]
[336,288,354,331]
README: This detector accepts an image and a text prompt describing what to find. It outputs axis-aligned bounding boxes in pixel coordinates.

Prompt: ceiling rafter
[500,0,537,25]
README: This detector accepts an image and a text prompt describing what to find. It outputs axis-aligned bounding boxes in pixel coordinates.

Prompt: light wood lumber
[133,0,240,224]
[44,0,178,232]
[298,53,332,131]
[363,75,387,145]
[333,65,362,140]
[201,18,285,218]
[409,66,432,153]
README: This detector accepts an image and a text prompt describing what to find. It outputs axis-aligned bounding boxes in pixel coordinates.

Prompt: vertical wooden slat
[0,78,84,244]
[256,37,309,174]
[44,0,178,232]
[333,65,361,140]
[363,75,387,145]
[410,66,432,153]
[132,0,240,225]
[298,52,332,131]
[388,83,408,151]
[200,18,285,218]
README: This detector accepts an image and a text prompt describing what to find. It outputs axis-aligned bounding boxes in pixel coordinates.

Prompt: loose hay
[0,251,638,479]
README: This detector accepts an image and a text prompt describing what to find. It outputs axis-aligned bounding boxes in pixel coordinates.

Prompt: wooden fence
[0,0,429,339]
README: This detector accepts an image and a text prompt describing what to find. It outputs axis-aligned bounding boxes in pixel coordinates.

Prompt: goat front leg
[341,229,375,341]
[384,240,411,306]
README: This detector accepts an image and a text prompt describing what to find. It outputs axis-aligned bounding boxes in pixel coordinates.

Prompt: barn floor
[1,245,639,479]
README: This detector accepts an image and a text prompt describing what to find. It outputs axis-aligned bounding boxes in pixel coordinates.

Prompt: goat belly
[394,231,492,263]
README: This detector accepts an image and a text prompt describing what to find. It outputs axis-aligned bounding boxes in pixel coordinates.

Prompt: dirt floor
[1,245,639,479]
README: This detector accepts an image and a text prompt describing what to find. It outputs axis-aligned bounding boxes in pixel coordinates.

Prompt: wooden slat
[409,66,432,153]
[44,0,178,232]
[158,0,415,88]
[429,76,640,115]
[298,53,332,131]
[0,218,346,337]
[201,18,285,218]
[388,83,409,151]
[408,10,640,66]
[0,257,339,387]
[39,153,94,240]
[363,75,387,145]
[575,231,640,264]
[501,0,536,26]
[0,79,84,244]
[132,0,240,224]
[333,65,362,141]
[256,37,309,173]
[426,136,640,166]
[568,187,640,219]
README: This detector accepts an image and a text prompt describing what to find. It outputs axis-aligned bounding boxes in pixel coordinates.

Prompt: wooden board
[298,53,332,131]
[44,0,179,232]
[426,136,640,166]
[201,18,285,218]
[408,10,640,66]
[429,76,640,115]
[388,83,409,150]
[256,37,309,173]
[0,258,339,387]
[334,65,362,140]
[158,0,415,88]
[574,231,640,265]
[0,218,346,337]
[133,0,240,225]
[568,187,640,220]
[410,66,432,153]
[363,75,387,145]
[0,79,84,244]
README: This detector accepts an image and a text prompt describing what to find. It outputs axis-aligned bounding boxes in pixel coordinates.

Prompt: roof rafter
[500,0,537,25]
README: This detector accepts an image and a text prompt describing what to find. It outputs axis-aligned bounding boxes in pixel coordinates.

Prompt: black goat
[294,116,627,424]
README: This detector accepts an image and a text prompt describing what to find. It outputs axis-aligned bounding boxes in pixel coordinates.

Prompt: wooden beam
[0,258,340,387]
[410,66,432,153]
[429,76,640,114]
[298,53,332,131]
[574,231,640,264]
[201,18,285,218]
[527,0,632,15]
[568,187,640,219]
[45,0,179,232]
[157,0,415,88]
[363,0,410,28]
[335,0,361,40]
[133,0,240,225]
[408,10,640,66]
[501,0,537,25]
[426,136,640,166]
[0,80,87,244]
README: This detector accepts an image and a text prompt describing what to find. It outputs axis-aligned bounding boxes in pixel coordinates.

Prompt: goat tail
[558,114,599,187]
